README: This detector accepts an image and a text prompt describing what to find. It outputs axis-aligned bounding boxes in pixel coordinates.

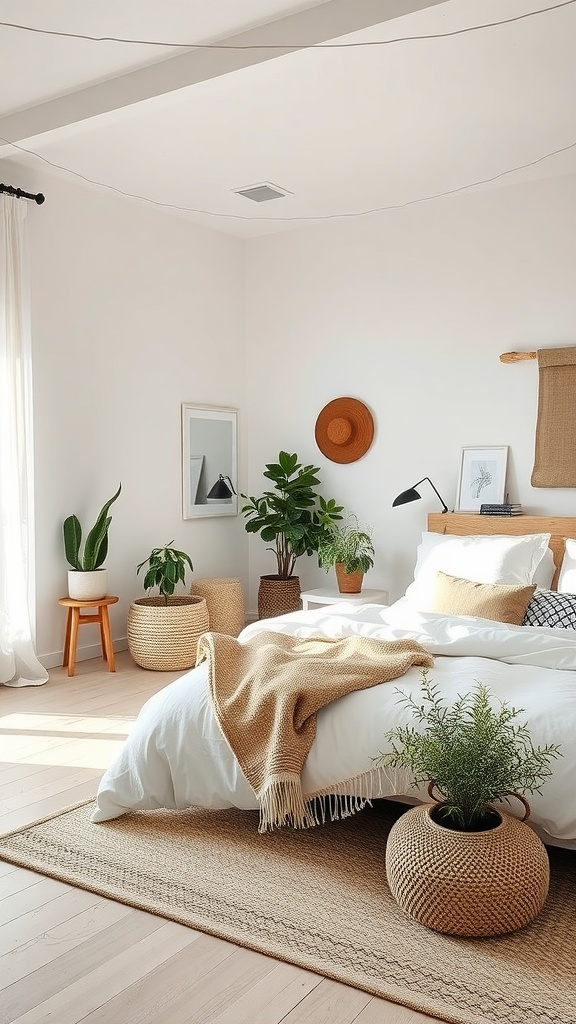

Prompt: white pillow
[405,531,552,610]
[410,541,554,588]
[558,538,576,594]
[533,546,556,589]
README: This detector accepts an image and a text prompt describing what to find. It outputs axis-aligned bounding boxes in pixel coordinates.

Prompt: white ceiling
[1,0,575,237]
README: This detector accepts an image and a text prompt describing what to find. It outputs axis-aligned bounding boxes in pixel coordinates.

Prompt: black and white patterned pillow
[522,590,576,630]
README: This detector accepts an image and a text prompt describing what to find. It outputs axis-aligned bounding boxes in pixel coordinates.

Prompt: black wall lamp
[206,474,237,503]
[392,477,448,513]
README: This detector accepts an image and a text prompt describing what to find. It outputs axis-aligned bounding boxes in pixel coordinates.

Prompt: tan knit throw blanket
[196,630,433,832]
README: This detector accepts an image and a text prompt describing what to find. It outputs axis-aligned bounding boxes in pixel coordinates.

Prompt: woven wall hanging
[532,347,576,487]
[501,347,576,488]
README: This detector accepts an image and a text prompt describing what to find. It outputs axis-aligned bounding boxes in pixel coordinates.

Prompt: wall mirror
[182,404,238,518]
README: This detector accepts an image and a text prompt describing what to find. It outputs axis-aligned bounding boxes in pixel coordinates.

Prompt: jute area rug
[1,800,575,1024]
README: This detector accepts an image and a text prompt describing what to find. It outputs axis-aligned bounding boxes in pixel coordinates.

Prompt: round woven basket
[385,802,549,937]
[190,578,245,636]
[258,575,301,619]
[127,595,209,671]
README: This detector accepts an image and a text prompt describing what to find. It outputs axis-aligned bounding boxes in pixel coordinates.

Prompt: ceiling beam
[0,0,448,150]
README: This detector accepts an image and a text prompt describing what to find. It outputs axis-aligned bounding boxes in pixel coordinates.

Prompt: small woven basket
[190,578,245,636]
[257,575,301,619]
[385,801,549,937]
[127,595,209,671]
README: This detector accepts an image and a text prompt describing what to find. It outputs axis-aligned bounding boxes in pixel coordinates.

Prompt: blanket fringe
[257,773,317,833]
[307,765,387,828]
[257,765,412,833]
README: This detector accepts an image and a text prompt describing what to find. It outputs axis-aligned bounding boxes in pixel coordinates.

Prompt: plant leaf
[63,515,82,570]
[82,516,111,571]
[79,484,121,570]
[136,541,193,597]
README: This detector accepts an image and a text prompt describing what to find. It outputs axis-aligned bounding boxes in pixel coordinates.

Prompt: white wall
[6,162,576,655]
[8,164,247,663]
[244,174,576,607]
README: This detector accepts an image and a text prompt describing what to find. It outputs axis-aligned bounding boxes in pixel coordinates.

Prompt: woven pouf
[258,575,301,619]
[190,578,245,636]
[127,595,209,671]
[385,803,549,937]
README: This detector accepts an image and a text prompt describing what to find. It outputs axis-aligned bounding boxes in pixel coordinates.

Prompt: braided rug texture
[1,801,575,1024]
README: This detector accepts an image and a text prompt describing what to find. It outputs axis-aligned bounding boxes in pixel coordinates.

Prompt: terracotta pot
[335,564,364,594]
[385,800,549,937]
[258,575,301,619]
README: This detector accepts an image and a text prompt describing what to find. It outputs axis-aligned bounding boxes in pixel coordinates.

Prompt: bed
[93,513,576,850]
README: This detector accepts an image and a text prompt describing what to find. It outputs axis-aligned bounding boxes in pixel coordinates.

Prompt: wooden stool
[58,596,119,677]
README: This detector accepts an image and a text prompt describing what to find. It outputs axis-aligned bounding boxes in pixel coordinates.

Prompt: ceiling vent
[232,181,293,203]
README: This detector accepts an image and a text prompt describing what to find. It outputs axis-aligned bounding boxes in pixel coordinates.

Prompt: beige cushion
[429,572,536,625]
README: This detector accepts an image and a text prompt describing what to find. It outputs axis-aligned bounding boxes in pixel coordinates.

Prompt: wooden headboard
[427,513,576,589]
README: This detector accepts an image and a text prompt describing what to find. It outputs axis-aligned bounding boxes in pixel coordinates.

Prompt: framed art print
[456,446,508,512]
[182,404,238,519]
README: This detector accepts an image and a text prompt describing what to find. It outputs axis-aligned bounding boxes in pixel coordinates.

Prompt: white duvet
[93,600,576,848]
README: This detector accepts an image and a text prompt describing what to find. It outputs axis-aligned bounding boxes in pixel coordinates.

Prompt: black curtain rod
[0,183,45,204]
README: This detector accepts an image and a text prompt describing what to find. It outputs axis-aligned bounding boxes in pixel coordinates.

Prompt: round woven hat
[315,397,374,464]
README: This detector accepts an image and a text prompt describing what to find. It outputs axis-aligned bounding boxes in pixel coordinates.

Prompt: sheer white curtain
[0,195,48,686]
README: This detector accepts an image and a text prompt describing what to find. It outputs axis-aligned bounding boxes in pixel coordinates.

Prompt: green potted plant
[63,484,121,600]
[241,451,343,618]
[127,542,209,671]
[375,669,561,936]
[317,514,374,594]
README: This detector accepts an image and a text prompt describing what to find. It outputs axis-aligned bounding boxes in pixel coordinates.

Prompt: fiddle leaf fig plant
[375,669,562,832]
[137,542,194,606]
[241,451,344,579]
[63,484,121,571]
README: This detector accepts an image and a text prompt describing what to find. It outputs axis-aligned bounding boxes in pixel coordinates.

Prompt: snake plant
[63,484,121,571]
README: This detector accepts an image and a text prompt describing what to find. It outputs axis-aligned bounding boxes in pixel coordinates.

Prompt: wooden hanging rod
[499,351,537,363]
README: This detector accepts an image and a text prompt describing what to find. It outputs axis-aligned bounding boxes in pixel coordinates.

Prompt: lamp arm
[418,477,448,513]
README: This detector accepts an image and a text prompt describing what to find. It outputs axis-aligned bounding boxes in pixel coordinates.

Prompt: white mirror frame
[181,404,238,518]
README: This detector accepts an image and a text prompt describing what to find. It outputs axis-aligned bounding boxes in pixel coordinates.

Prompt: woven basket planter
[385,801,549,937]
[127,595,209,672]
[258,575,301,619]
[190,578,245,636]
[335,564,364,594]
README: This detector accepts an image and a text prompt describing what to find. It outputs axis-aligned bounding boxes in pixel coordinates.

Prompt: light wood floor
[0,651,438,1024]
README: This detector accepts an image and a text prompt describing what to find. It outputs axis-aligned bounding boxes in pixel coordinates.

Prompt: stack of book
[480,503,523,516]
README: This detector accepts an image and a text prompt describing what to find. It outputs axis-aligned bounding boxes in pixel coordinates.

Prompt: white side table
[300,587,389,611]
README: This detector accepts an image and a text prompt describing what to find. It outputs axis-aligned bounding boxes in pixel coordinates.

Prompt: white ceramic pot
[68,569,108,601]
